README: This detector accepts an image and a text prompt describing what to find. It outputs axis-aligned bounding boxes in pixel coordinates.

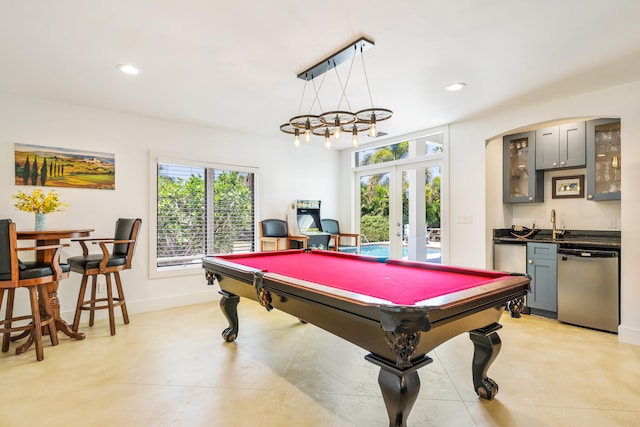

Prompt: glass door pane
[359,171,391,258]
[401,165,441,263]
[594,121,621,195]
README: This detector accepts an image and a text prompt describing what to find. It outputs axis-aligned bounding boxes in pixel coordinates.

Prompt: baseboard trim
[60,290,218,322]
[618,324,640,346]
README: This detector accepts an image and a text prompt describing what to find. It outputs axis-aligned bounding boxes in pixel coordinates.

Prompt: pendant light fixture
[280,37,392,149]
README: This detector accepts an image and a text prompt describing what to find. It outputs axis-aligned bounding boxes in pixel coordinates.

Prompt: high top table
[16,228,93,352]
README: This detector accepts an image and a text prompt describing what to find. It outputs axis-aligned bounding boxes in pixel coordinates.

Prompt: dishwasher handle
[557,248,619,258]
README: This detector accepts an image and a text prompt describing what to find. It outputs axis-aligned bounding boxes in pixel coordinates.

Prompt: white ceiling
[2,0,640,147]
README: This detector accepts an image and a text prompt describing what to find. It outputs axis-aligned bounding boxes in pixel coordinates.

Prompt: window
[354,141,409,167]
[155,160,256,272]
[421,132,444,155]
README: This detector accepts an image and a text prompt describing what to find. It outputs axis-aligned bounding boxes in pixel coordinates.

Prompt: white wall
[450,80,639,346]
[0,93,339,321]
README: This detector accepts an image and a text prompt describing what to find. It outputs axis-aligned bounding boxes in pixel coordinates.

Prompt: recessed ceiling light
[117,64,140,75]
[444,82,466,92]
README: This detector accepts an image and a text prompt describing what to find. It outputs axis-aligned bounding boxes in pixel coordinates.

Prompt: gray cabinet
[526,242,557,316]
[535,122,585,170]
[503,131,544,203]
[586,118,621,201]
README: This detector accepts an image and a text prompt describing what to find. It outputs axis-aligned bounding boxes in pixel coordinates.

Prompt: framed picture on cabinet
[552,175,584,199]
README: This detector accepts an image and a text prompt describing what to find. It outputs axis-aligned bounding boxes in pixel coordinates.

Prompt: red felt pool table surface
[218,250,510,305]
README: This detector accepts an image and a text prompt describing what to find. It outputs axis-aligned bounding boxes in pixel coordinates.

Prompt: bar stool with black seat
[0,219,69,361]
[67,218,141,336]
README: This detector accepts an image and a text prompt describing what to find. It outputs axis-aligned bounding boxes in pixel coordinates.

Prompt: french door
[356,160,442,262]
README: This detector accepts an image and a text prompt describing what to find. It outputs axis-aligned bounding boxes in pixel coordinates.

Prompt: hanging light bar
[296,37,374,81]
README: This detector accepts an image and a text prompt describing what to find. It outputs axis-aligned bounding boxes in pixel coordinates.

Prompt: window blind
[156,163,255,268]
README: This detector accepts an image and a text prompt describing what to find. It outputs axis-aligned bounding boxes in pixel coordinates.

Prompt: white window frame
[148,152,259,279]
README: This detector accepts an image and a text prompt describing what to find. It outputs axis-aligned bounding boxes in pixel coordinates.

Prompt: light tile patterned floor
[1,299,639,426]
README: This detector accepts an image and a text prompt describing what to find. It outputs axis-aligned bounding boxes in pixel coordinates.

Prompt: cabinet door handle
[552,162,557,167]
[587,194,594,200]
[560,161,566,166]
[528,259,533,264]
[528,196,533,201]
[543,132,553,136]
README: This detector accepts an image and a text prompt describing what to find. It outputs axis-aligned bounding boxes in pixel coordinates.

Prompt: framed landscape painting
[14,143,115,190]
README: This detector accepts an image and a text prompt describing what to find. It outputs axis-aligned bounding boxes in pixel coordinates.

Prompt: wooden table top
[16,229,94,240]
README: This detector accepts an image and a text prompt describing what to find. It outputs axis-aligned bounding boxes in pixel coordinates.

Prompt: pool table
[203,249,528,427]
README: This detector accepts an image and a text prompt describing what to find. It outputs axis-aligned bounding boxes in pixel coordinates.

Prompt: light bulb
[369,113,378,138]
[294,129,300,147]
[352,127,359,147]
[304,119,312,143]
[324,128,331,149]
[334,116,341,140]
[611,156,619,168]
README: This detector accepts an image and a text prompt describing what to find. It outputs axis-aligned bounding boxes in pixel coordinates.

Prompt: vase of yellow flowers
[12,189,68,231]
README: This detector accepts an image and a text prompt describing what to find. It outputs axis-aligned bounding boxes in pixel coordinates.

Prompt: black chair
[321,219,360,253]
[259,219,308,251]
[67,218,141,336]
[0,219,69,361]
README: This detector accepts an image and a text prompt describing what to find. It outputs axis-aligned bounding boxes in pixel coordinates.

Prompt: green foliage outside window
[157,172,205,259]
[360,215,389,242]
[426,176,441,228]
[157,165,254,267]
[358,141,441,239]
[212,171,253,254]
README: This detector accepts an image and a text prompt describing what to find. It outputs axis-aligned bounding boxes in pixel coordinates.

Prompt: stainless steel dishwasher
[557,248,619,333]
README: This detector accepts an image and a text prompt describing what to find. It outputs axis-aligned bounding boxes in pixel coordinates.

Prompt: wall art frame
[14,143,115,190]
[552,175,584,199]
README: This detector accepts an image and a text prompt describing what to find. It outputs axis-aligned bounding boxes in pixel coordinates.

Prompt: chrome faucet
[551,209,565,240]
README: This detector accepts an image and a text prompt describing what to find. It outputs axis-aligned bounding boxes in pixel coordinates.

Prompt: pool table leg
[469,323,503,400]
[366,354,433,427]
[219,291,240,342]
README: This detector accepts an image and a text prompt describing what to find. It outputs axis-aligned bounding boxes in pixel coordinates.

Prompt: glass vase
[35,213,46,231]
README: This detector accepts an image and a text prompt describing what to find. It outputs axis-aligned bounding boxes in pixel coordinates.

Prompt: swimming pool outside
[360,243,441,263]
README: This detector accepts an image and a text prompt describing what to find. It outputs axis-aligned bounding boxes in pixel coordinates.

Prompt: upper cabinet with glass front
[586,118,621,201]
[503,131,544,203]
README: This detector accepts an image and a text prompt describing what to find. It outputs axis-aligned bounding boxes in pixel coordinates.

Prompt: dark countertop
[493,228,621,249]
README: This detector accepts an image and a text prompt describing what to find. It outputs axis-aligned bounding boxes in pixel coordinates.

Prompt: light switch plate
[457,216,473,224]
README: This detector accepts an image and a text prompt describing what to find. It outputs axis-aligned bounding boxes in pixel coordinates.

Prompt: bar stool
[0,219,69,361]
[67,218,141,336]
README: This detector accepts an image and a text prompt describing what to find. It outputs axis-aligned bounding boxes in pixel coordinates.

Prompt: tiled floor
[1,299,639,426]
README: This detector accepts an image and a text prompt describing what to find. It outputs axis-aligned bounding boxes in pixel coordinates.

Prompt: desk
[17,228,93,347]
[203,250,529,427]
